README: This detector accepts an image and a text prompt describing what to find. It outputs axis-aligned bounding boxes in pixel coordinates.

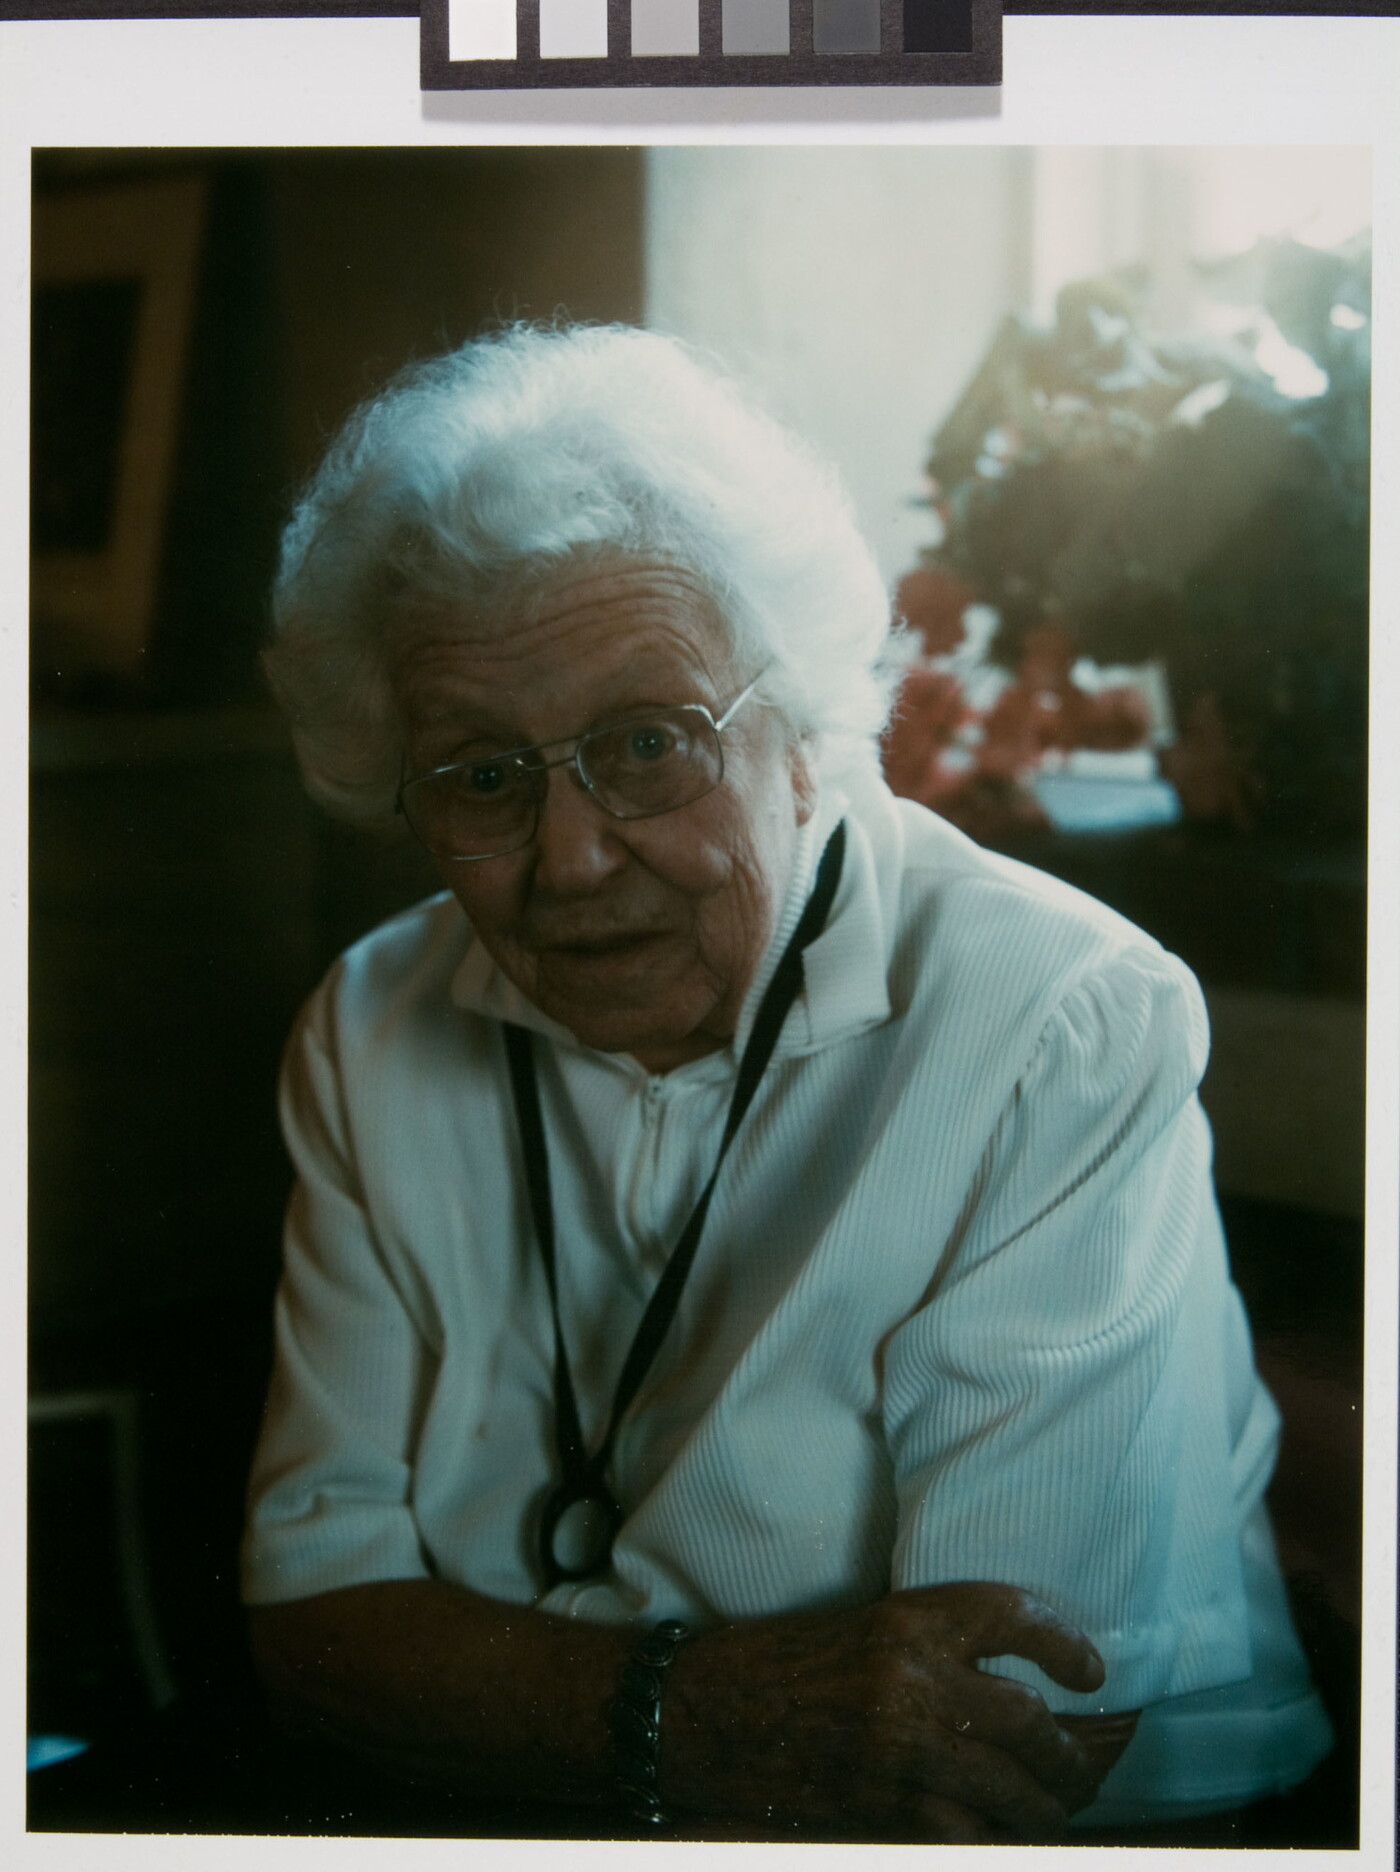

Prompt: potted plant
[885,234,1371,842]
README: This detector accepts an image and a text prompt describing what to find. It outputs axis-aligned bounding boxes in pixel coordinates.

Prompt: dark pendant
[540,1472,624,1585]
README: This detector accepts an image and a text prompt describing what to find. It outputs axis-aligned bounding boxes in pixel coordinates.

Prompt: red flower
[1016,623,1076,694]
[895,564,977,658]
[883,668,971,807]
[978,683,1067,774]
[1061,686,1152,752]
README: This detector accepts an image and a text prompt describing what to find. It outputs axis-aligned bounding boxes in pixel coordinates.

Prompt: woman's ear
[789,740,819,827]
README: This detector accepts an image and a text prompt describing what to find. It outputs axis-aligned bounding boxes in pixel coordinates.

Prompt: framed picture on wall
[30,172,206,696]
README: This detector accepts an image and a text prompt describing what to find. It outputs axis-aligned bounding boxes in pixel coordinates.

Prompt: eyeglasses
[397,675,764,863]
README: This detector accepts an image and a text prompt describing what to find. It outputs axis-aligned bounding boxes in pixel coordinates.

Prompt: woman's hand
[249,1578,1136,1841]
[661,1581,1134,1842]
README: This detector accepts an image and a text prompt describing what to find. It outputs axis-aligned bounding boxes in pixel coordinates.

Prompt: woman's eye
[627,724,677,762]
[465,762,509,796]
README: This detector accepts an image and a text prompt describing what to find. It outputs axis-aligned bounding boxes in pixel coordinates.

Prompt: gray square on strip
[722,0,790,55]
[813,0,880,52]
[633,0,700,54]
[538,0,608,57]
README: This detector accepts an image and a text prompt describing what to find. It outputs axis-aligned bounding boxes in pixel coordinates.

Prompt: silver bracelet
[608,1618,692,1827]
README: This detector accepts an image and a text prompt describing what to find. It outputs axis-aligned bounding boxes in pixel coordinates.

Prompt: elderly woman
[243,324,1330,1841]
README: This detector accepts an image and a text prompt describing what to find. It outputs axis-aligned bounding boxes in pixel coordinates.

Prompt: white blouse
[242,772,1331,1824]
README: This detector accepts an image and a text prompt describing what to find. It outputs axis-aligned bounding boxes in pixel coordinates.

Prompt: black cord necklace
[503,819,847,1589]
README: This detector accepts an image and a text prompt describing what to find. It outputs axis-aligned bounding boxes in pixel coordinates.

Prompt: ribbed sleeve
[240,991,432,1603]
[886,949,1252,1714]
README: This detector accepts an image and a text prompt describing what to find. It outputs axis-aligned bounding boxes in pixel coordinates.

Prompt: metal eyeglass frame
[396,672,766,863]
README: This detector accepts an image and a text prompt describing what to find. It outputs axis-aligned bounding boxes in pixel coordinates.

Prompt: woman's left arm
[885,944,1256,1719]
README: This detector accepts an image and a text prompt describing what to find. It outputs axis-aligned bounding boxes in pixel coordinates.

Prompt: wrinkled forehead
[386,552,739,676]
[391,546,733,640]
[384,551,750,742]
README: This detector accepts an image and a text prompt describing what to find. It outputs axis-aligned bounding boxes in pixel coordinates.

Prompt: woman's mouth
[548,930,669,963]
[538,929,678,985]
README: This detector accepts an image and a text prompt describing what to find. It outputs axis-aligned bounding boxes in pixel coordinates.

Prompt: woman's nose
[529,763,628,893]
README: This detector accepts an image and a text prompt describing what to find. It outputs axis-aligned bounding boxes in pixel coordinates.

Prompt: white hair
[265,322,904,825]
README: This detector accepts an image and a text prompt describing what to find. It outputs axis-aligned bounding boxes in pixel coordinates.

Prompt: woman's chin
[534,951,726,1071]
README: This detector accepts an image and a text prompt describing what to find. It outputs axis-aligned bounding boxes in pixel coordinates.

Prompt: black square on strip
[903,0,971,52]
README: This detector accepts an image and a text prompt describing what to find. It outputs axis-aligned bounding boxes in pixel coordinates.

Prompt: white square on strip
[539,0,609,57]
[448,0,517,59]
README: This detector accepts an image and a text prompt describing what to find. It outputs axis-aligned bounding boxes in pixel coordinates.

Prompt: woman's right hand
[661,1581,1133,1842]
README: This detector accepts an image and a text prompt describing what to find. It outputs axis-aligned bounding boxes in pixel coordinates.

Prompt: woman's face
[391,556,816,1074]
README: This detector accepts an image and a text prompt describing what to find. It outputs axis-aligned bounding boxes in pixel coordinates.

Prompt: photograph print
[27,143,1370,1847]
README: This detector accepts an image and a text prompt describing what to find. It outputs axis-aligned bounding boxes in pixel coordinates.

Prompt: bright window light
[1186,147,1370,258]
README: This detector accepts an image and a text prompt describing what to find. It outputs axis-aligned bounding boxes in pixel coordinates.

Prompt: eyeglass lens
[402,707,725,860]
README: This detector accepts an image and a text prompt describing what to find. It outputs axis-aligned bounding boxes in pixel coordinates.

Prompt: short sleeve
[884,945,1260,1715]
[240,984,435,1605]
